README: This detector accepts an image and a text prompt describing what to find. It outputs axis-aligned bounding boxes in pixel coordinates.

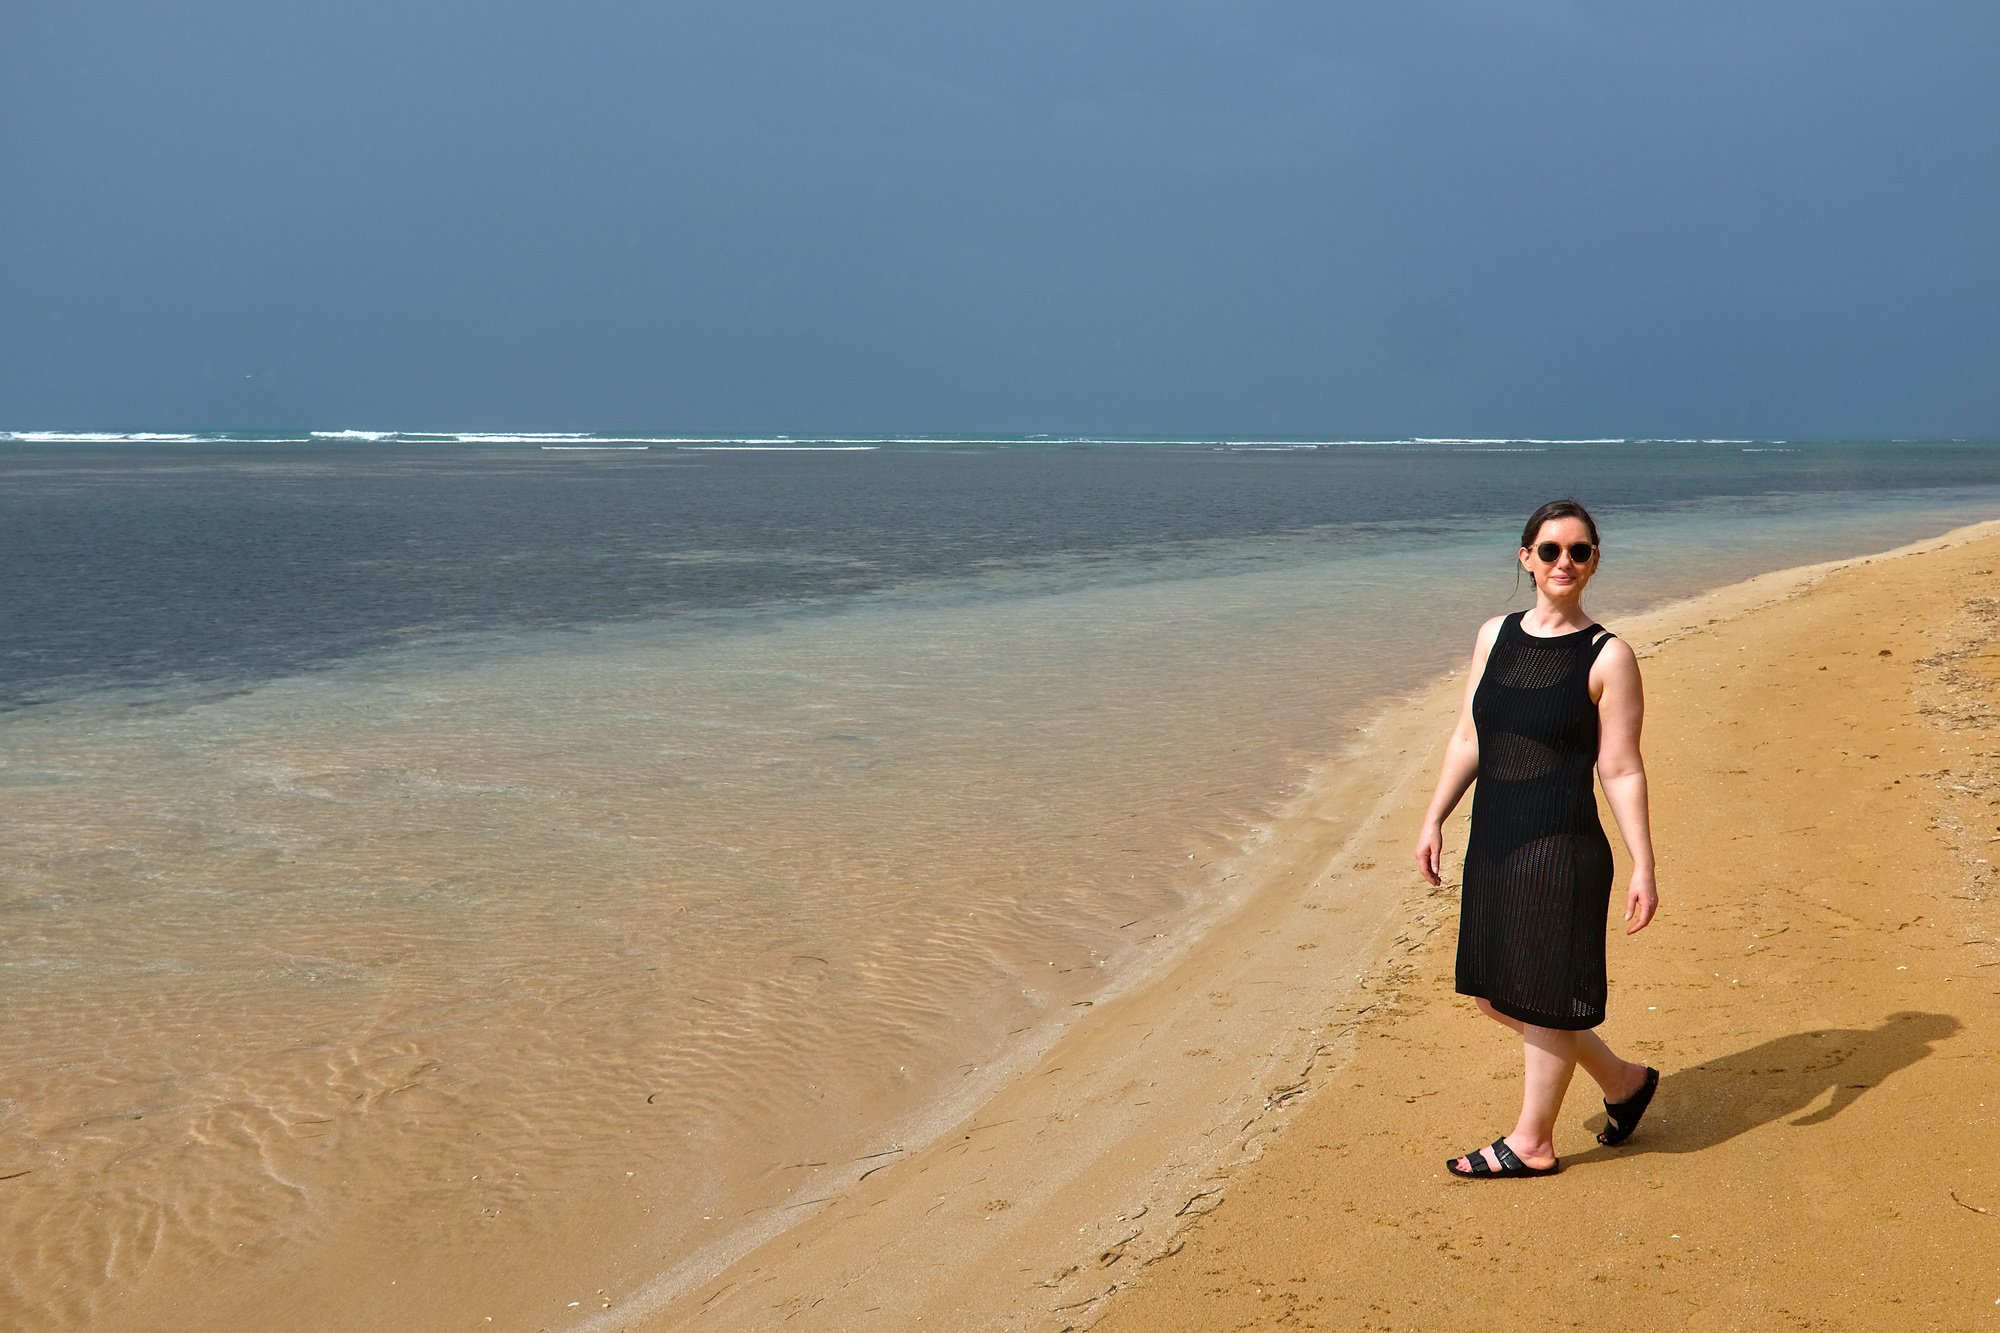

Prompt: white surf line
[1,432,204,442]
[540,446,649,450]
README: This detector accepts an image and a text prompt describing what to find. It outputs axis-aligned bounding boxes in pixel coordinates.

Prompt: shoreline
[592,663,1456,1331]
[609,518,2000,1332]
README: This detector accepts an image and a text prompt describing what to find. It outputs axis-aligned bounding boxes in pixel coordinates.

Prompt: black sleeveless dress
[1456,612,1618,1031]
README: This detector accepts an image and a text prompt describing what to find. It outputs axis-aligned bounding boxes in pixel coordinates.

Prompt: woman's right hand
[1413,822,1445,886]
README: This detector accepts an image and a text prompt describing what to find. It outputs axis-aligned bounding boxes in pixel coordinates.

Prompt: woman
[1413,498,1660,1178]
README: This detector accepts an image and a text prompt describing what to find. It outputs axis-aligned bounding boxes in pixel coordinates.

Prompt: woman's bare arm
[1593,637,1658,933]
[1413,617,1504,886]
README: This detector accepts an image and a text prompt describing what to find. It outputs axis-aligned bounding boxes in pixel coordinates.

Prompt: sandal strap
[1489,1138,1527,1172]
[1598,1066,1660,1144]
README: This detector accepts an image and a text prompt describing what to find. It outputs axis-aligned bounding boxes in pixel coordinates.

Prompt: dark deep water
[5,437,1999,705]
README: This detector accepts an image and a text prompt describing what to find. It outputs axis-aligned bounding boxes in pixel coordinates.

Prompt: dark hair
[1519,498,1599,551]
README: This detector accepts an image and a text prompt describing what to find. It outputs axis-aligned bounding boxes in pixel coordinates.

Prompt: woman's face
[1519,516,1598,597]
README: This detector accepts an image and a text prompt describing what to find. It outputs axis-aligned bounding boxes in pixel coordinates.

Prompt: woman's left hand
[1623,870,1658,934]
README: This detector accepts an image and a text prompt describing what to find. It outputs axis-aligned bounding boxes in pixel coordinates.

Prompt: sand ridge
[599,676,1463,1331]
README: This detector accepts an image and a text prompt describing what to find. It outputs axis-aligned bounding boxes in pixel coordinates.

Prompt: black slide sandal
[1446,1137,1560,1178]
[1597,1065,1659,1146]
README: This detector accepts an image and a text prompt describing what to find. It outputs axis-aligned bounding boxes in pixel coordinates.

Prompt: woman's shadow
[1568,1010,1959,1160]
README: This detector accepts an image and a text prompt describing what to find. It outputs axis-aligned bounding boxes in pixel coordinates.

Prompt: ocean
[3,434,1997,1329]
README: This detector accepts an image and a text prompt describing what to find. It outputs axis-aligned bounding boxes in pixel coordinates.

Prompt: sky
[2,1,1996,438]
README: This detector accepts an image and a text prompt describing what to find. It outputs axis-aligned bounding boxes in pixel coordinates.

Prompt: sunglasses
[1532,541,1596,563]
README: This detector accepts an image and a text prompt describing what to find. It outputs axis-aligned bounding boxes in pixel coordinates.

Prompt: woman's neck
[1521,596,1592,636]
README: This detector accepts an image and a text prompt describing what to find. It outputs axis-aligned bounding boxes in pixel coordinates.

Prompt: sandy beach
[607,521,2000,1333]
[1082,523,2000,1333]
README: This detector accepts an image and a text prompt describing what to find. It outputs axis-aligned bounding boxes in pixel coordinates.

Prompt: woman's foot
[1452,1134,1557,1175]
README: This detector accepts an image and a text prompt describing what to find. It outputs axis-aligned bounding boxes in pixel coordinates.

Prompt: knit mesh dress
[1456,612,1619,1030]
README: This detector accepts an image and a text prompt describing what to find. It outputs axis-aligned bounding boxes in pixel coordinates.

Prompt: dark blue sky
[3,2,1995,437]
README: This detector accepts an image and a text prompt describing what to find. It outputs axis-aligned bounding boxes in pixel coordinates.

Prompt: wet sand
[617,520,2000,1333]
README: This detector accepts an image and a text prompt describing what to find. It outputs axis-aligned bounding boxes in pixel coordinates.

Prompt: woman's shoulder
[1467,613,1515,669]
[1473,612,1514,650]
[1589,631,1641,675]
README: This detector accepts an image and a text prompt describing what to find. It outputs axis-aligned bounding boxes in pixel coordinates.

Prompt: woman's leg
[1455,1022,1572,1172]
[1570,1027,1650,1103]
[1503,1025,1577,1168]
[1476,999,1646,1100]
[1458,1002,1649,1172]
